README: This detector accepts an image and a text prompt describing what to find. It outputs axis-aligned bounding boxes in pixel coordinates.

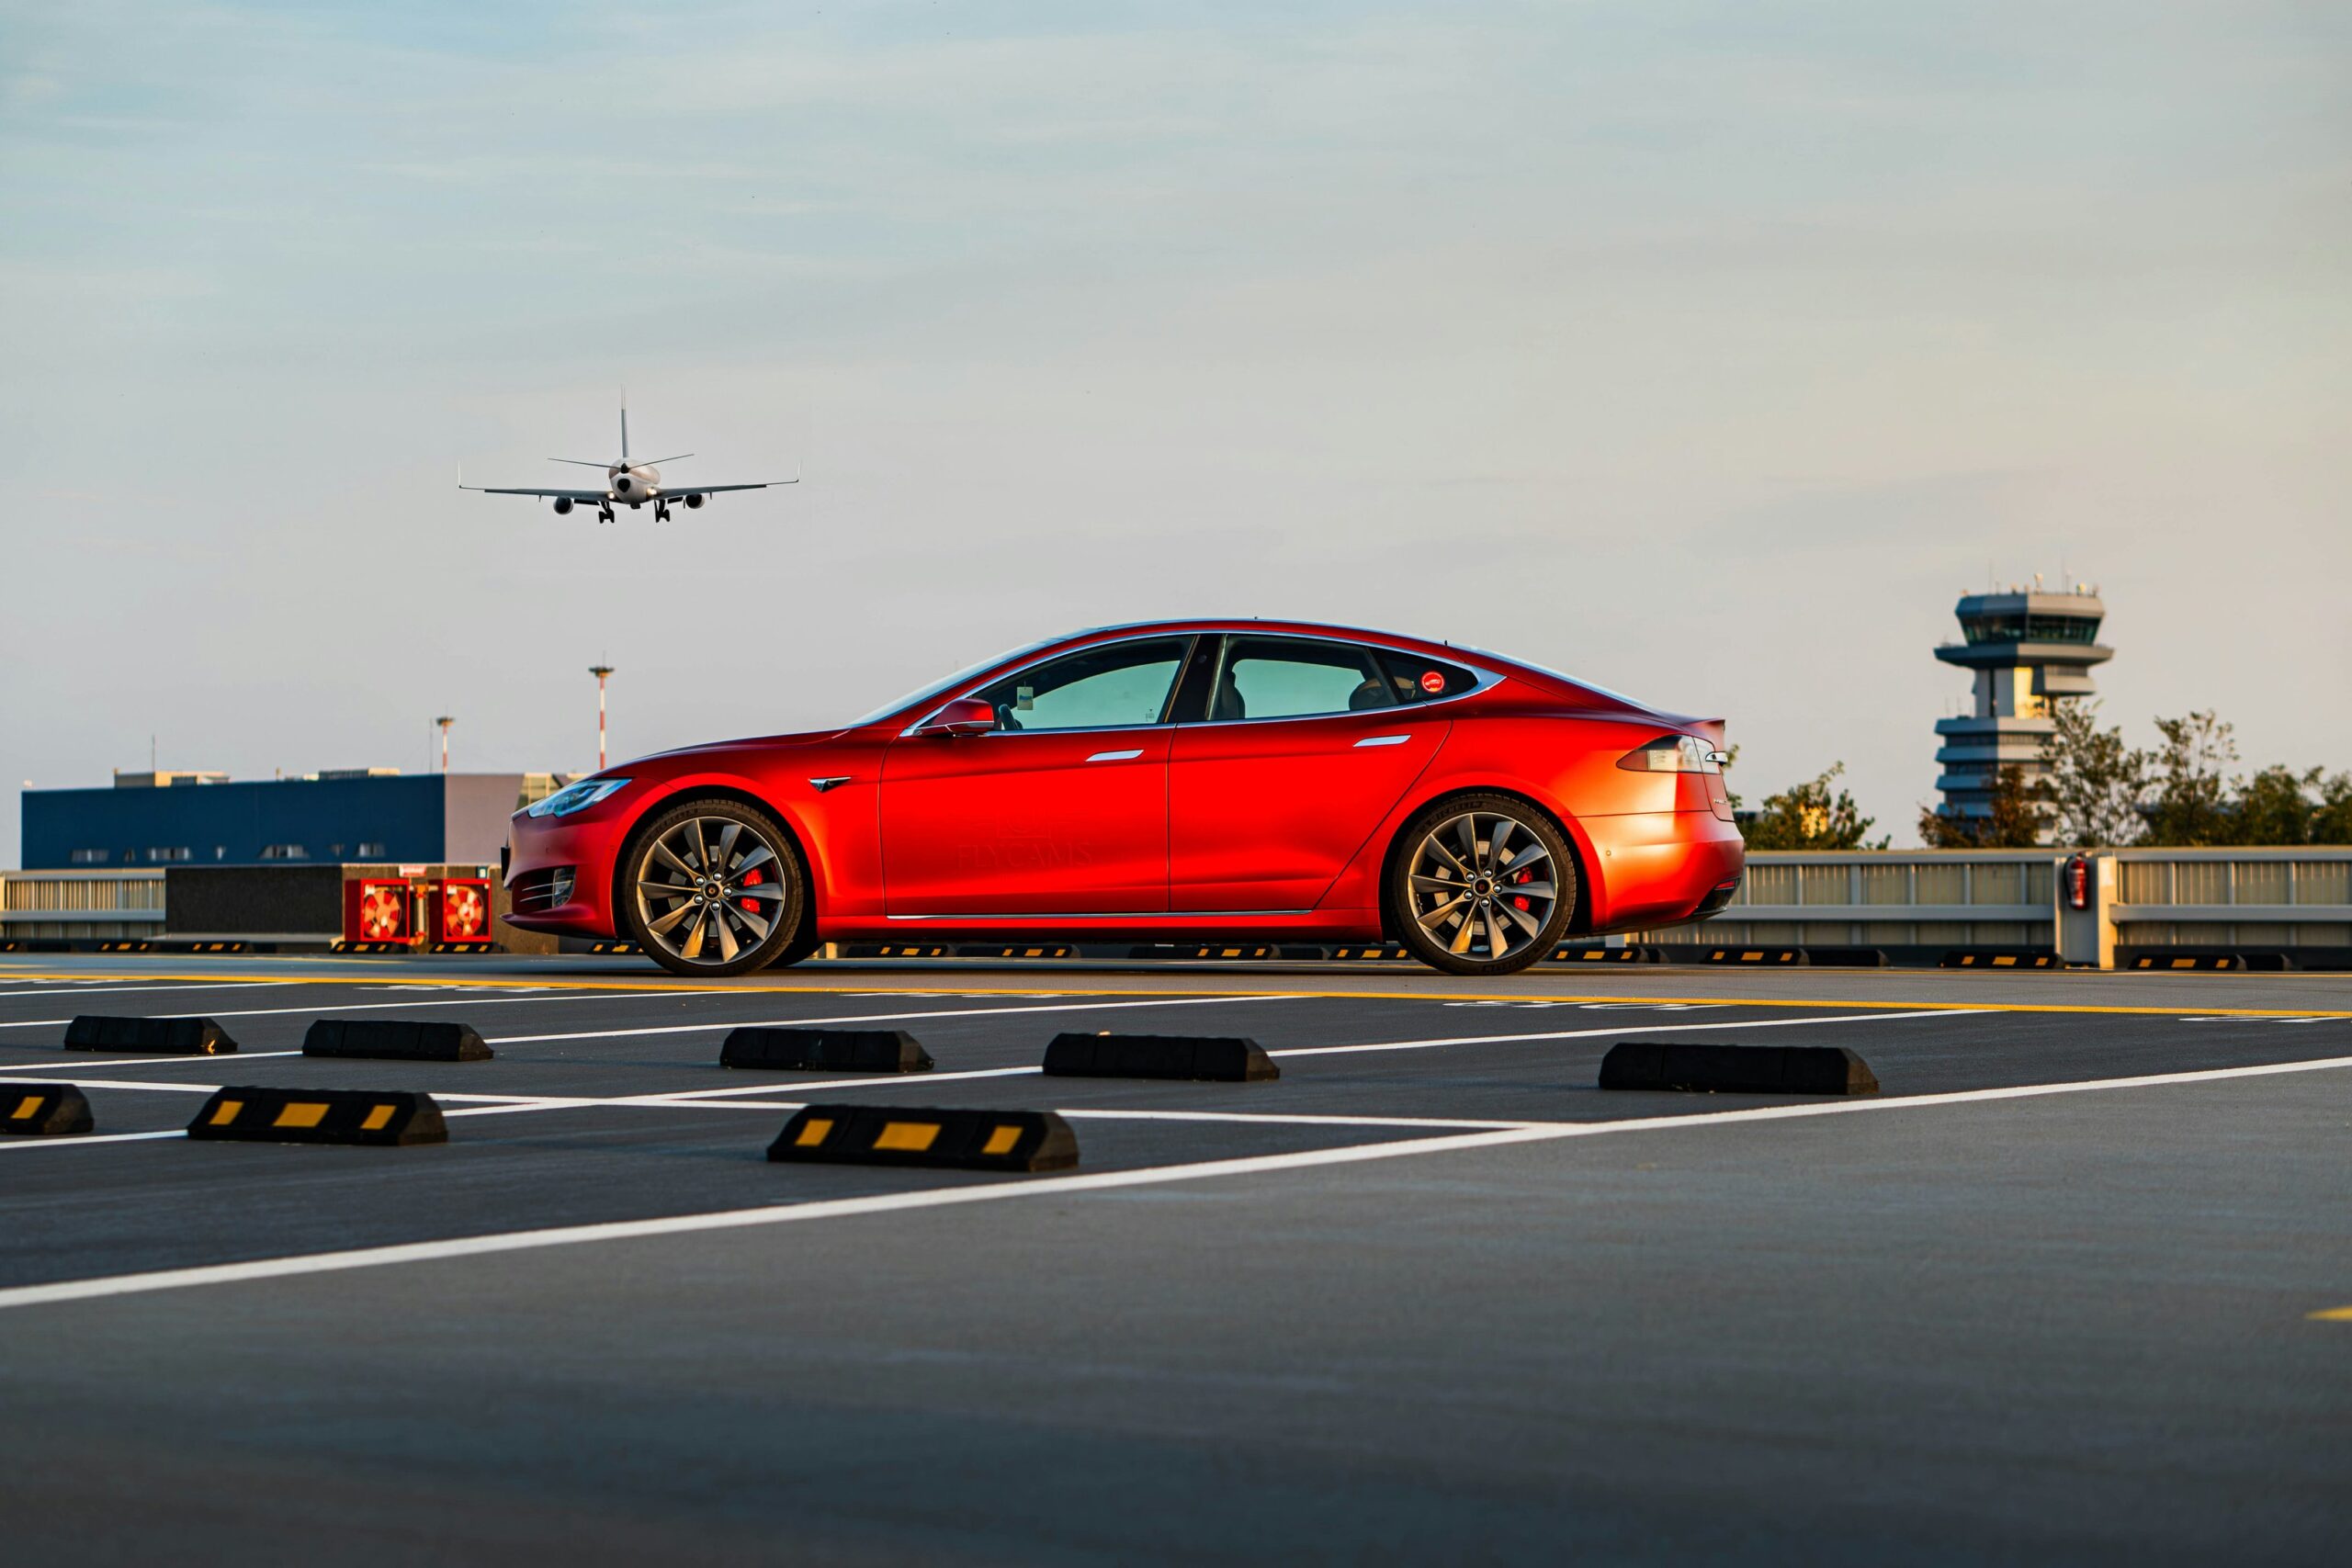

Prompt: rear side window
[1375,651,1477,704]
[1208,637,1397,722]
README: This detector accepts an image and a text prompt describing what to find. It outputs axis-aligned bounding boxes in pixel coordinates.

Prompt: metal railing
[1641,847,2352,959]
[0,869,170,940]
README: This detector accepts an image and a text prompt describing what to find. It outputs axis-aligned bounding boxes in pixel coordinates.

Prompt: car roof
[1046,619,1672,720]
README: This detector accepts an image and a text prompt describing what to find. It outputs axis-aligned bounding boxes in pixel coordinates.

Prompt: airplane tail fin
[620,392,629,466]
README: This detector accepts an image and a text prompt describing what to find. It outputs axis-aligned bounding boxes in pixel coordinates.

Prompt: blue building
[21,771,560,870]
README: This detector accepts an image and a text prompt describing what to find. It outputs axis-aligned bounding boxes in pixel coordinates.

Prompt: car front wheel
[618,798,808,978]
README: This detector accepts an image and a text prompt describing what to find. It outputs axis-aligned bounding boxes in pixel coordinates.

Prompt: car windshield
[842,637,1063,728]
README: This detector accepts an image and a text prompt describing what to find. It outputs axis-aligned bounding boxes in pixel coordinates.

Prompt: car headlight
[526,777,632,818]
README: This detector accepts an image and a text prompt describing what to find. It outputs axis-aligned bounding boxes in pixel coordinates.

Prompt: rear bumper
[1579,811,1746,933]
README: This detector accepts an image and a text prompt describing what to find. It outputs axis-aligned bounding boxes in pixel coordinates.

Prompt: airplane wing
[460,485,611,501]
[658,479,800,498]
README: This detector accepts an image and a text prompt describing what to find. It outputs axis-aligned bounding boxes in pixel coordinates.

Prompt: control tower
[1932,585,2111,822]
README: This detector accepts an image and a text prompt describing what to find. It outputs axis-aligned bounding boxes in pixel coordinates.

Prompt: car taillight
[1616,735,1722,773]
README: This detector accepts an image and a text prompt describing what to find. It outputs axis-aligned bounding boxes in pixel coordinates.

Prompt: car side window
[1374,650,1478,705]
[1207,637,1397,722]
[972,638,1190,732]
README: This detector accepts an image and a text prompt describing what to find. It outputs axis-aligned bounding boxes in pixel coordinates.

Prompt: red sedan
[503,620,1743,976]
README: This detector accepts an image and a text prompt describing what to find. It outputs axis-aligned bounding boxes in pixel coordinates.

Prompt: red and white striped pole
[589,665,614,772]
[435,715,454,774]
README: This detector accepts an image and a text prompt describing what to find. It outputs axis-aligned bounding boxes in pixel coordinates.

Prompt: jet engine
[684,493,705,509]
[552,497,574,514]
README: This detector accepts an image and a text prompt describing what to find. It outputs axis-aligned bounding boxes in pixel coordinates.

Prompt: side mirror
[913,696,997,738]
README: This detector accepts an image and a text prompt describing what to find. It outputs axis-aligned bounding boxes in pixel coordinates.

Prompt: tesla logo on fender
[1419,671,1446,694]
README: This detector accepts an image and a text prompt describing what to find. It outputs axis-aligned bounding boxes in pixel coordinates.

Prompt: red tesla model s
[503,620,1743,976]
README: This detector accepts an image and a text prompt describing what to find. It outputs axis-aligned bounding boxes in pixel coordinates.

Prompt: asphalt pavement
[1,953,2346,1564]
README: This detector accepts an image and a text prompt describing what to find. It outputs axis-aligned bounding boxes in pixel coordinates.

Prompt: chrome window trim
[1183,631,1500,728]
[899,633,1198,739]
[899,628,1501,739]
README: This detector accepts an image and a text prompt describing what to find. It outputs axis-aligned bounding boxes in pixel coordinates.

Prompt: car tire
[1385,792,1577,976]
[616,796,809,979]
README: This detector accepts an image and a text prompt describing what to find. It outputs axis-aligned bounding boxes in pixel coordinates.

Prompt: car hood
[599,730,857,781]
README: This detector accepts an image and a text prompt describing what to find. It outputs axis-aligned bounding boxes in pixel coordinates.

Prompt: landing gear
[597,504,615,525]
[654,500,672,523]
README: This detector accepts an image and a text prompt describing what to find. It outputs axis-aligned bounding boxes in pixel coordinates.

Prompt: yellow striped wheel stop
[1600,1042,1880,1096]
[720,1027,933,1074]
[64,1015,239,1055]
[303,1019,492,1062]
[186,1088,447,1146]
[2,1082,95,1137]
[767,1105,1078,1172]
[1042,1032,1278,1083]
[1702,948,1808,965]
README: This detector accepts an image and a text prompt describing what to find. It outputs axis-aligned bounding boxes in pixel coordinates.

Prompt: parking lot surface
[3,954,2346,1563]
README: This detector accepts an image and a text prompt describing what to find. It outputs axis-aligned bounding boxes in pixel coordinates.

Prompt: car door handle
[1353,734,1411,749]
[1086,749,1145,761]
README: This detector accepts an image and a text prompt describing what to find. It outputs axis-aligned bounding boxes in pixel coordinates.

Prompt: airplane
[461,400,797,524]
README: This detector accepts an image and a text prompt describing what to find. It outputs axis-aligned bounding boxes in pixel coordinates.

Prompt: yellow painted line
[2309,1305,2352,1322]
[0,967,2347,1019]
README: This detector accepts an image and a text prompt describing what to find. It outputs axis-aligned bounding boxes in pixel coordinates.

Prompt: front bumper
[502,807,626,936]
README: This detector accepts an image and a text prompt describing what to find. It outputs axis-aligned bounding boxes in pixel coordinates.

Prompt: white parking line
[5,1049,2349,1311]
[0,989,662,1031]
[0,1007,1977,1149]
[0,982,296,1002]
[483,992,1288,1046]
[1272,1008,1993,1058]
[0,1050,306,1075]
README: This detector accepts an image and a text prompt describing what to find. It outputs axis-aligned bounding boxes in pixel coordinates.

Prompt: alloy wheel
[631,815,789,968]
[1403,809,1561,965]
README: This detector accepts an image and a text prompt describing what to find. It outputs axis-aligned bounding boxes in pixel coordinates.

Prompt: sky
[2,0,2346,864]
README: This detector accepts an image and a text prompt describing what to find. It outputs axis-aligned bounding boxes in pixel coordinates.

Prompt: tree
[2312,773,2352,846]
[1918,765,2049,848]
[2142,711,2236,846]
[2229,765,2323,846]
[2041,699,2145,848]
[1741,763,1888,851]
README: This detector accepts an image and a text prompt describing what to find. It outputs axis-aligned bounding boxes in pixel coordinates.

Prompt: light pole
[589,664,615,772]
[435,715,455,774]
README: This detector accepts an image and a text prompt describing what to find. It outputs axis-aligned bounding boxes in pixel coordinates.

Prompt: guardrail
[6,847,2349,965]
[1640,847,2352,964]
[0,869,169,941]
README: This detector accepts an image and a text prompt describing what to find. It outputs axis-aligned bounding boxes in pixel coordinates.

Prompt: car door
[880,637,1191,916]
[1168,635,1450,911]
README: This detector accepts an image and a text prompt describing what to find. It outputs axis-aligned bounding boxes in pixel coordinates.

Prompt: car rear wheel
[618,798,808,978]
[1387,793,1577,976]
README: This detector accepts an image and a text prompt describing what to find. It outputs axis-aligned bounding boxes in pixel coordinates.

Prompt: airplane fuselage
[605,463,662,502]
